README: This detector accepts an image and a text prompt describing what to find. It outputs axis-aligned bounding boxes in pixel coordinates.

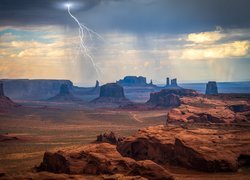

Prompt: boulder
[117,125,250,172]
[206,81,218,95]
[37,143,173,179]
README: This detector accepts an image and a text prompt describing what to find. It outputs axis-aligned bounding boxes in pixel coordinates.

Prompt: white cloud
[187,30,224,44]
[169,41,250,60]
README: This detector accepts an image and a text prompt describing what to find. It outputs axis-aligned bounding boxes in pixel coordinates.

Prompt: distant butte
[91,83,131,107]
[48,84,81,102]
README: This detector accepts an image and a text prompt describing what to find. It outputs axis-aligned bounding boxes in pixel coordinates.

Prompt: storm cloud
[1,0,250,33]
[0,0,250,84]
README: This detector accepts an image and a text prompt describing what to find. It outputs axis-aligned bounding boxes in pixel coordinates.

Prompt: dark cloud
[0,0,101,25]
[0,0,250,33]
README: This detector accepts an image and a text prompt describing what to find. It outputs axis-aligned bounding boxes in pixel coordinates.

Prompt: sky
[0,0,250,86]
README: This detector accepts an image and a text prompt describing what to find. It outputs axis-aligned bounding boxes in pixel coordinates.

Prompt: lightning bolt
[66,3,102,78]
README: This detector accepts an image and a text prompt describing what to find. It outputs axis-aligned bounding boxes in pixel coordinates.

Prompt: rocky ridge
[117,125,250,172]
[167,96,250,123]
[37,143,173,179]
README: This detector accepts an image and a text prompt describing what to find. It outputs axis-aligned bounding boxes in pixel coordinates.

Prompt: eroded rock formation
[117,125,250,172]
[100,83,125,98]
[96,131,120,144]
[37,143,173,179]
[117,76,147,86]
[171,78,177,86]
[166,96,250,123]
[148,93,181,107]
[147,88,198,107]
[206,81,218,95]
[91,83,131,106]
[48,84,80,102]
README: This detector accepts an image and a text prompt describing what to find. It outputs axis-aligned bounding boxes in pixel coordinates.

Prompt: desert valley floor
[0,101,250,179]
[0,105,165,178]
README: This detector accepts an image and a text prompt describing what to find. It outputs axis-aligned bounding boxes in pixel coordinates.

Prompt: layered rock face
[167,96,250,123]
[37,143,173,179]
[206,81,218,95]
[117,125,250,172]
[147,88,198,107]
[91,83,131,106]
[48,84,80,102]
[1,79,73,100]
[0,82,17,112]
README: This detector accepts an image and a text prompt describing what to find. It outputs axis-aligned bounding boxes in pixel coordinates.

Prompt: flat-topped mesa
[1,79,73,100]
[91,83,131,106]
[117,76,155,87]
[100,83,125,98]
[206,81,218,95]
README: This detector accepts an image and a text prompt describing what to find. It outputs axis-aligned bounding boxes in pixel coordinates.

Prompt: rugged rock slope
[38,143,173,179]
[117,125,250,172]
[167,96,250,123]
